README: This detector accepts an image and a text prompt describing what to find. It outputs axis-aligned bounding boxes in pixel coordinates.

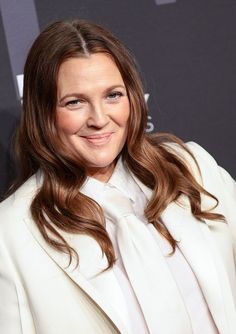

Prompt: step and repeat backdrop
[0,0,236,197]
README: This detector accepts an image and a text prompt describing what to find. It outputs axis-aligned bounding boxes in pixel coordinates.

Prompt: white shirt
[81,158,219,334]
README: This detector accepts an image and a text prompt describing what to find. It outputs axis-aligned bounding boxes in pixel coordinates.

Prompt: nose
[87,102,109,128]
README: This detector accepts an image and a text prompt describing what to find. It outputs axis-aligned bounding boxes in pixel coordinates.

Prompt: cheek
[56,112,84,134]
[116,100,130,126]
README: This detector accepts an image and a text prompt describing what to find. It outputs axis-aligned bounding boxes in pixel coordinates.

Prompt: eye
[107,91,123,101]
[65,99,84,110]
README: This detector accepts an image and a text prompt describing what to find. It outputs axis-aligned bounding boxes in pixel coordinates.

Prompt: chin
[86,153,120,169]
[89,158,116,169]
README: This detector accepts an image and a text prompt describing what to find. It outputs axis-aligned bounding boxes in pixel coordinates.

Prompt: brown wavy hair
[11,19,223,270]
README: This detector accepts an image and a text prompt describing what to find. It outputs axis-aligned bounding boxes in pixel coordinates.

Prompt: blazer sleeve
[186,141,236,256]
[0,242,23,334]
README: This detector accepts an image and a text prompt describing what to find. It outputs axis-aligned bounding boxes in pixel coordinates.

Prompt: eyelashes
[63,91,125,110]
[107,91,124,100]
[65,99,82,107]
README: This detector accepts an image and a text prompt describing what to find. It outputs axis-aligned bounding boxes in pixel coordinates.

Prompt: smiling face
[56,53,130,182]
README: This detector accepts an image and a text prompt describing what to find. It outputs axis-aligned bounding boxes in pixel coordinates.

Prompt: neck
[86,162,116,182]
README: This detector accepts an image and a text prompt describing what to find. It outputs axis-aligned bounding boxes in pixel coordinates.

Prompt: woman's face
[56,53,130,182]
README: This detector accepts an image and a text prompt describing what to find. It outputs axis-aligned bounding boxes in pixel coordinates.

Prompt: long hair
[10,19,223,270]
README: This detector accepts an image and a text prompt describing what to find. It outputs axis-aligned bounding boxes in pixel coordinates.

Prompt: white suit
[0,142,236,334]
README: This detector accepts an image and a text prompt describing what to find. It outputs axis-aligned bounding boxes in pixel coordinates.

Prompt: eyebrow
[58,84,126,103]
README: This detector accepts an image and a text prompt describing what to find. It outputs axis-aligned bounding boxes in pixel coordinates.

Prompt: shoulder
[167,141,235,188]
[0,172,41,232]
[164,141,236,210]
[172,141,236,214]
[185,142,235,193]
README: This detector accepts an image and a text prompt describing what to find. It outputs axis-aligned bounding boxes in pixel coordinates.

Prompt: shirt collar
[80,157,140,203]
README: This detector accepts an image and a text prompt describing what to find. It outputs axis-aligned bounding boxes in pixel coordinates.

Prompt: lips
[81,132,114,145]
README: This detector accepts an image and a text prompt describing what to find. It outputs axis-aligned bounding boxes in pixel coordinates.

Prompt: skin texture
[56,53,130,182]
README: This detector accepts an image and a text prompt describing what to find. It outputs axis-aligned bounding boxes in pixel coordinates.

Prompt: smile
[81,132,114,145]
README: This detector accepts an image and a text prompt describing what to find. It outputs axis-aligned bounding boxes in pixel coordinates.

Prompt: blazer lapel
[199,218,236,334]
[24,215,132,334]
[19,173,131,334]
[161,201,229,334]
[133,174,236,334]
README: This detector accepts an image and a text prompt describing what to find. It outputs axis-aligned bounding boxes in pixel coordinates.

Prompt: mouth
[81,132,114,145]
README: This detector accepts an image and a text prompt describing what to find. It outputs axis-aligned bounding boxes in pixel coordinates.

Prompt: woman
[0,19,235,334]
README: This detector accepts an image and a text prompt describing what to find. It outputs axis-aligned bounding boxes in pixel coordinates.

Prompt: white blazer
[0,142,236,334]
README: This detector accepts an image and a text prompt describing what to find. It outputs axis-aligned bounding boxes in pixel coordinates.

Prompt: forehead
[57,53,124,93]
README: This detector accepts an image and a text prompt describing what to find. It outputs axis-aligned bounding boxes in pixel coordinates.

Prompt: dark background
[0,0,235,198]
